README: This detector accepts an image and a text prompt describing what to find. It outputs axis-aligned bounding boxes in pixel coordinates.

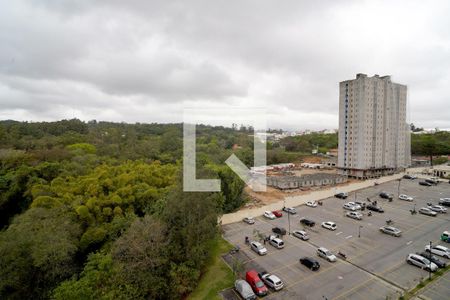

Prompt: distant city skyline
[1,1,450,130]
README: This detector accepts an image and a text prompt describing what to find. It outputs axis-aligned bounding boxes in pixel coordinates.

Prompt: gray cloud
[1,0,450,130]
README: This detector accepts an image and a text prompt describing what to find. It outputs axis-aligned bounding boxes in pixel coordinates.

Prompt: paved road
[221,178,450,299]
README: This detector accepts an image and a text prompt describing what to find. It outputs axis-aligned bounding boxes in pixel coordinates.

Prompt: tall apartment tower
[338,73,411,179]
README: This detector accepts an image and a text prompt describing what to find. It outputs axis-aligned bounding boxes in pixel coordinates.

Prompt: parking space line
[345,235,352,239]
[336,231,343,235]
[333,277,376,300]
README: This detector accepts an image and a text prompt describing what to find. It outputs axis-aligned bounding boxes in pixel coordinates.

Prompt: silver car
[250,241,267,255]
[380,226,402,237]
[406,254,438,272]
[346,211,363,220]
[399,194,414,201]
[419,207,437,216]
[260,272,284,291]
[282,207,297,214]
[293,230,309,241]
[235,279,257,300]
[428,205,447,213]
[317,247,337,262]
[243,217,255,224]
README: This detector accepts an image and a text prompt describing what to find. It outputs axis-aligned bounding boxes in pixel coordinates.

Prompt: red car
[272,210,283,218]
[246,270,268,296]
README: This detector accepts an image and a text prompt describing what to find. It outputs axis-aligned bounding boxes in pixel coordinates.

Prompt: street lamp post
[397,179,402,199]
[358,225,363,238]
[284,199,291,235]
[288,209,291,235]
[429,241,432,280]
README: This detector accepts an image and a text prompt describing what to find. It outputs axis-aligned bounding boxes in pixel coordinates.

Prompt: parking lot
[222,178,450,299]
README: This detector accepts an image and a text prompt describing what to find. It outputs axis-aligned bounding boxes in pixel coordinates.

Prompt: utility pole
[358,225,363,238]
[397,179,401,199]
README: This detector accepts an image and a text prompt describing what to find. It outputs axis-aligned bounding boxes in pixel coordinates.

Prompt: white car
[406,254,438,272]
[321,221,337,231]
[259,272,284,291]
[347,202,362,209]
[263,211,276,220]
[306,201,317,207]
[425,245,450,259]
[250,241,267,255]
[343,203,358,211]
[282,207,297,214]
[399,194,414,201]
[428,205,447,213]
[419,207,438,217]
[293,230,309,241]
[346,211,363,220]
[317,247,337,262]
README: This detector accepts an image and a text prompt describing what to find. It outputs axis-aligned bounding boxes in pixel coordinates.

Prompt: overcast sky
[1,0,449,130]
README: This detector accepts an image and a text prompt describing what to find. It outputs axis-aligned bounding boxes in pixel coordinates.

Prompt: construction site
[244,156,355,209]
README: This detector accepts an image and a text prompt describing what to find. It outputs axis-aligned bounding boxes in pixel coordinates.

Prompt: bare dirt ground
[243,169,358,208]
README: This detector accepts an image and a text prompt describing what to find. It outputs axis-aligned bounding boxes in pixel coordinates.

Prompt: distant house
[326,149,338,157]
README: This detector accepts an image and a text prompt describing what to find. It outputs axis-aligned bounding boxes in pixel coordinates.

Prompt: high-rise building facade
[338,73,411,178]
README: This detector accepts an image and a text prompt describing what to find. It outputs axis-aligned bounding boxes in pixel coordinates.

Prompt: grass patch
[400,265,450,299]
[188,236,235,300]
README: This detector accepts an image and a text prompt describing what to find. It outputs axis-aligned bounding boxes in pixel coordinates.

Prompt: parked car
[321,221,337,231]
[419,181,432,186]
[282,207,297,214]
[398,194,414,201]
[317,247,337,262]
[354,201,366,208]
[403,174,416,179]
[343,203,358,211]
[335,192,348,199]
[235,280,257,300]
[379,192,393,200]
[269,236,285,249]
[250,241,267,255]
[367,204,384,213]
[416,252,447,268]
[306,201,317,207]
[300,218,315,227]
[299,257,320,271]
[272,227,287,235]
[441,231,450,243]
[406,254,438,272]
[425,245,450,258]
[272,210,283,218]
[293,230,309,240]
[245,270,268,297]
[379,226,402,237]
[419,207,437,217]
[346,211,363,220]
[428,205,447,213]
[259,272,284,291]
[243,217,255,224]
[263,211,276,220]
[425,178,439,185]
[439,198,450,207]
[347,202,362,210]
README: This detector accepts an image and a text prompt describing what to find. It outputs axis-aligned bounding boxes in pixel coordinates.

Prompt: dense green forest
[0,119,252,299]
[0,119,449,299]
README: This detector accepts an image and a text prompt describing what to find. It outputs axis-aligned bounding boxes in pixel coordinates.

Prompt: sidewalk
[220,167,428,225]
